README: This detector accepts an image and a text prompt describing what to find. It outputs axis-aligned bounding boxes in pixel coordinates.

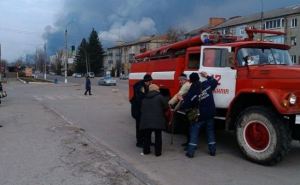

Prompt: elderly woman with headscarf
[140,84,168,157]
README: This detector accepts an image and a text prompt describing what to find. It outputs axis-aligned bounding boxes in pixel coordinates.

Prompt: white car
[73,73,82,78]
[87,72,95,78]
[98,76,117,86]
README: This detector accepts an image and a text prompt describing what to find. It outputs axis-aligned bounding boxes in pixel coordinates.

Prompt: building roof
[185,24,212,37]
[214,4,300,29]
[107,35,169,49]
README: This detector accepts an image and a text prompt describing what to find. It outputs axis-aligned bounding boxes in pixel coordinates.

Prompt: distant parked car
[87,72,95,78]
[73,73,82,78]
[98,76,117,86]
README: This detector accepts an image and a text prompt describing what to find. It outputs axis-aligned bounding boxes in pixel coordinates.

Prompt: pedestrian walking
[140,84,168,156]
[130,74,153,148]
[84,76,92,95]
[183,72,218,158]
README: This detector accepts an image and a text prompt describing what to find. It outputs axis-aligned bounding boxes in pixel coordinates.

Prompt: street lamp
[44,42,47,80]
[64,29,68,83]
[0,43,2,81]
[260,0,264,41]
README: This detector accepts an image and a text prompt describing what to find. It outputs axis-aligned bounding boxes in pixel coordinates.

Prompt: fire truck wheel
[236,106,291,165]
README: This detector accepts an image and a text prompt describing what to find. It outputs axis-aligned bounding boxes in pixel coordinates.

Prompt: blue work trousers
[187,118,216,155]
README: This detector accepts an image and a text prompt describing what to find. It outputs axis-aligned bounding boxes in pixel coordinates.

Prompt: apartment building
[213,4,300,64]
[104,35,170,76]
[186,5,300,64]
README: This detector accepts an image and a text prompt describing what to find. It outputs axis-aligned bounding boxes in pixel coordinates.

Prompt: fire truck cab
[129,28,300,165]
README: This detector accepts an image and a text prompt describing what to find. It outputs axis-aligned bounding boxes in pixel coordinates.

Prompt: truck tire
[236,106,291,165]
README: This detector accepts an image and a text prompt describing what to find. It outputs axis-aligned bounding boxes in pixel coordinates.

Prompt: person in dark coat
[184,71,218,158]
[84,76,92,95]
[140,84,168,156]
[130,74,153,148]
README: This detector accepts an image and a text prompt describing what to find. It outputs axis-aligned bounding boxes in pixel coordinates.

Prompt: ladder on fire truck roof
[134,27,285,62]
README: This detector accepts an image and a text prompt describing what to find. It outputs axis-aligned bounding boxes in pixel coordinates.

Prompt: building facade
[185,5,300,64]
[212,5,300,64]
[104,35,170,77]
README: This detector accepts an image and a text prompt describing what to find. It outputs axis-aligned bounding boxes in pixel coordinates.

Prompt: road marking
[33,94,93,101]
[32,95,42,101]
[45,95,56,100]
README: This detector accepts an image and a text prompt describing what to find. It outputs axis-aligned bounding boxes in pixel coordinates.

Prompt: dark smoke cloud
[43,0,299,55]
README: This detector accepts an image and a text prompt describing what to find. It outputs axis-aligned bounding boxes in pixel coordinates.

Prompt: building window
[265,18,284,29]
[291,18,298,28]
[291,36,297,46]
[222,28,230,35]
[291,55,297,64]
[128,54,135,62]
[240,28,245,35]
[281,19,285,27]
[139,43,147,53]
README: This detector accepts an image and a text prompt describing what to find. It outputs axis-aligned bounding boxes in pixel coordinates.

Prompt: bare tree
[55,50,63,75]
[166,27,186,42]
[35,48,45,72]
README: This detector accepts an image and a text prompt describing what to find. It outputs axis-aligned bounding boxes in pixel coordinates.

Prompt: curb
[17,77,53,84]
[17,78,27,84]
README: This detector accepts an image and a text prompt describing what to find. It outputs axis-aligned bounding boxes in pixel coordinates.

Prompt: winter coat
[180,81,202,110]
[130,80,149,119]
[140,91,168,130]
[198,76,218,121]
[180,76,218,121]
[85,78,91,90]
[168,81,191,105]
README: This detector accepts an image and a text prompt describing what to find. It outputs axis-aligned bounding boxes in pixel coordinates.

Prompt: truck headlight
[289,93,297,105]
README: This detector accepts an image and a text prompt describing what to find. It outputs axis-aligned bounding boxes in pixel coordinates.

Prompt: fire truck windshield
[237,48,292,66]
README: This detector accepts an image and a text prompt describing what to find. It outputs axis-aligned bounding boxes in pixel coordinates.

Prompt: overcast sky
[0,0,299,62]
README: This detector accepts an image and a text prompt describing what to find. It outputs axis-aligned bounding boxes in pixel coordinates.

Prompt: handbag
[186,107,200,122]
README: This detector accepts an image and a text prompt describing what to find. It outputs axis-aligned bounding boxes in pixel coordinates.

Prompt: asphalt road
[0,80,145,185]
[10,77,300,185]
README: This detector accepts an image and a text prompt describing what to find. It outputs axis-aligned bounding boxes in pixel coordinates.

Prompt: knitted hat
[189,72,200,83]
[149,84,160,92]
[143,74,153,82]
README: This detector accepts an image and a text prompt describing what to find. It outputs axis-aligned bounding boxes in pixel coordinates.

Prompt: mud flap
[292,115,300,140]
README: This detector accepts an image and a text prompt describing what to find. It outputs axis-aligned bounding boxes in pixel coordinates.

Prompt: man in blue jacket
[182,72,218,158]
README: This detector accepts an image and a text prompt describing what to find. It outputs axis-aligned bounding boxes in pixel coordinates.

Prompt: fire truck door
[200,46,237,108]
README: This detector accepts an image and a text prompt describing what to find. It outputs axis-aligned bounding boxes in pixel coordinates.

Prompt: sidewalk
[0,81,148,185]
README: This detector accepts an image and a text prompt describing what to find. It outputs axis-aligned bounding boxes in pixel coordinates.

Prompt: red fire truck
[129,28,300,165]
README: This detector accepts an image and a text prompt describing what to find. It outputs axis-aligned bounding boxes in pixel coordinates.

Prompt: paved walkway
[0,80,147,185]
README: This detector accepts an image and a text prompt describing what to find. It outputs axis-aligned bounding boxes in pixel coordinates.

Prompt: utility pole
[260,0,264,41]
[64,29,68,83]
[44,43,47,80]
[0,43,2,81]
